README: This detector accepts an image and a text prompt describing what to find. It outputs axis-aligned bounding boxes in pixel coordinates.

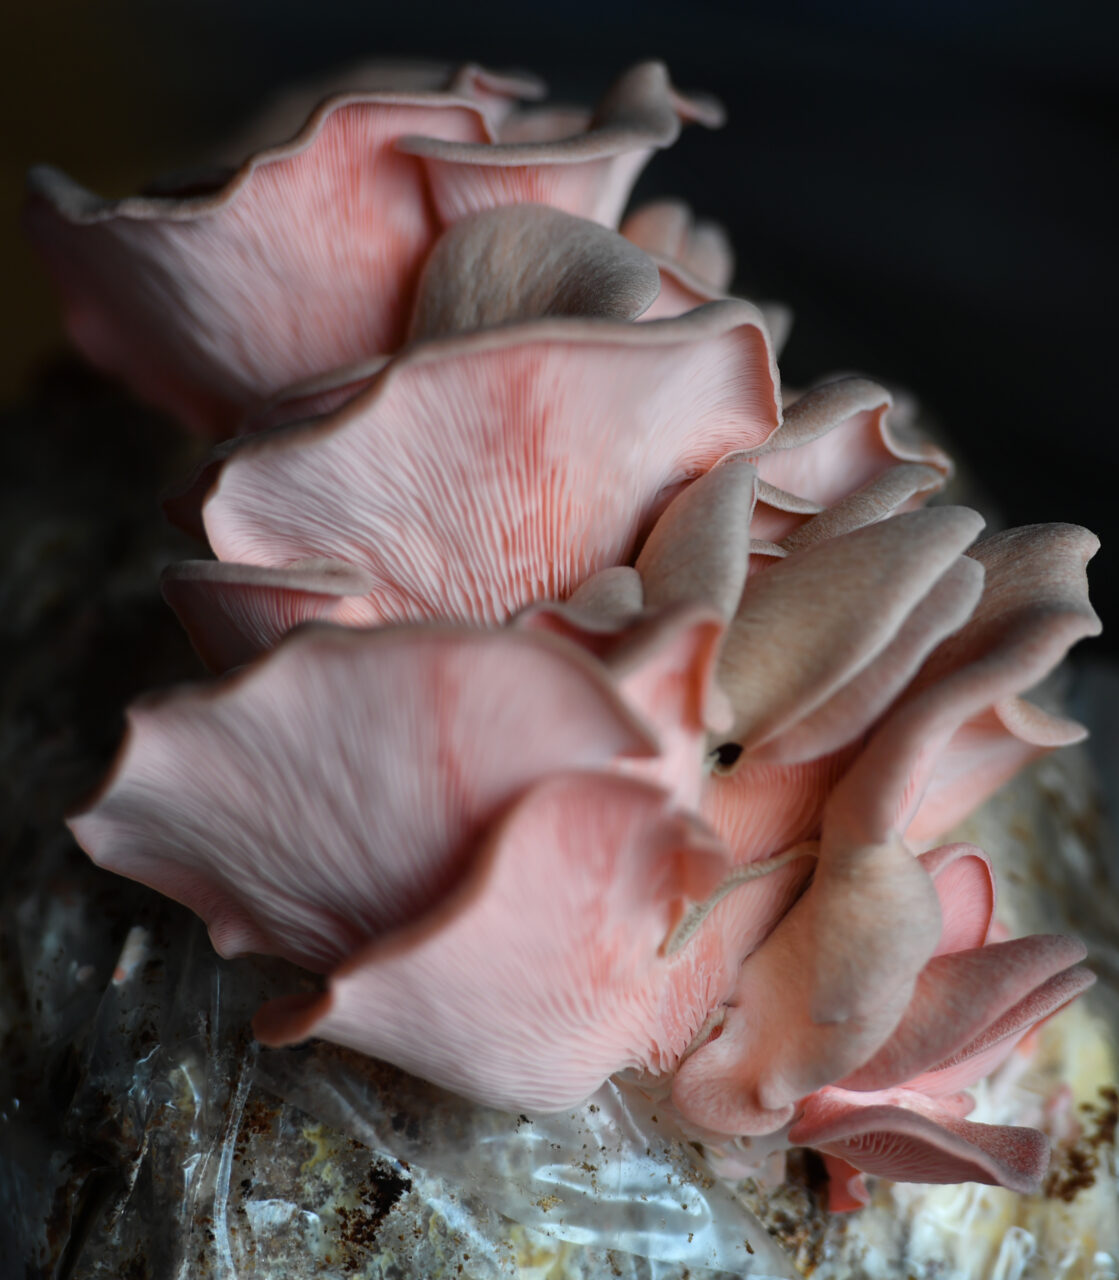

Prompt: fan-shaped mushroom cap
[68,625,658,973]
[187,302,777,633]
[408,204,662,339]
[748,378,951,541]
[255,772,742,1111]
[26,90,495,435]
[840,934,1093,1096]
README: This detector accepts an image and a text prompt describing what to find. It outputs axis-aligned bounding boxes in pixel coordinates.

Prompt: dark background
[7,0,1118,652]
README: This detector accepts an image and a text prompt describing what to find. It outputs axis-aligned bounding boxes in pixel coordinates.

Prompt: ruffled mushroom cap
[752,517,1098,853]
[633,376,951,572]
[671,821,1092,1145]
[161,294,779,656]
[837,841,1093,1099]
[214,62,547,164]
[25,84,498,436]
[223,202,666,438]
[255,771,740,1111]
[789,1087,1053,1193]
[840,933,1093,1098]
[710,506,985,765]
[494,458,1098,1150]
[891,523,1103,844]
[26,61,719,436]
[516,601,732,812]
[625,488,1099,1156]
[746,377,952,540]
[164,273,952,675]
[37,48,1103,1212]
[636,481,984,865]
[68,624,660,972]
[396,61,723,229]
[633,457,1098,866]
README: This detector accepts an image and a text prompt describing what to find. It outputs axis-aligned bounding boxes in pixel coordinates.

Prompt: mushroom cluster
[34,60,1100,1211]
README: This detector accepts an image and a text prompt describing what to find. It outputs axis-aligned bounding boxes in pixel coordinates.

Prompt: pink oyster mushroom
[670,846,1090,1207]
[542,457,1101,869]
[43,51,1101,1207]
[26,61,719,436]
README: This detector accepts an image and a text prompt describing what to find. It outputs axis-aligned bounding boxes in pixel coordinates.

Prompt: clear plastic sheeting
[256,1045,795,1277]
[1,878,793,1279]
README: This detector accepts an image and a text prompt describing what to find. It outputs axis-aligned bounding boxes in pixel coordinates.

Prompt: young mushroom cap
[256,772,741,1111]
[832,522,1101,846]
[408,203,662,340]
[789,1086,1053,1193]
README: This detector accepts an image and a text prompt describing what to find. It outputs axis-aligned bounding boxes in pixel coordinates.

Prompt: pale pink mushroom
[627,472,984,864]
[642,508,1095,1140]
[523,473,988,854]
[671,820,1091,1150]
[222,202,665,439]
[516,600,732,813]
[161,277,949,674]
[68,508,1097,1153]
[406,202,661,340]
[624,376,951,567]
[713,517,1099,864]
[41,47,1102,1214]
[746,377,952,541]
[886,523,1103,845]
[26,80,499,436]
[834,844,1091,1101]
[213,63,547,164]
[631,464,1098,868]
[256,771,754,1111]
[69,624,659,971]
[527,488,1099,1169]
[160,290,779,654]
[791,1087,1052,1195]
